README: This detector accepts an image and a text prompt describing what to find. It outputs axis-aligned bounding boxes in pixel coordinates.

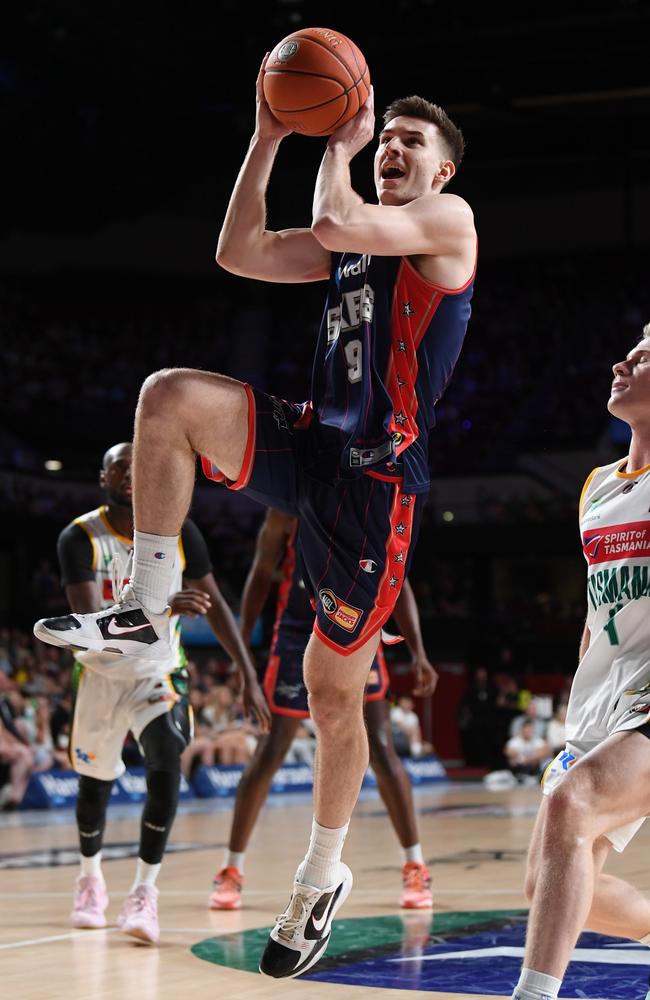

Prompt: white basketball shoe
[259,863,352,979]
[34,584,171,660]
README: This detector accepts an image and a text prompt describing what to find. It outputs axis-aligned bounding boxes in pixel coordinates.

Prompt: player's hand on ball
[255,55,292,141]
[169,588,212,618]
[327,86,375,157]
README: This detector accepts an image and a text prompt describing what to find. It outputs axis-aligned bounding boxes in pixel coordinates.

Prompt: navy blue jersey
[307,251,475,493]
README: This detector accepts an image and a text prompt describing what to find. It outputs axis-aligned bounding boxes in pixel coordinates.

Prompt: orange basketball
[263,27,370,137]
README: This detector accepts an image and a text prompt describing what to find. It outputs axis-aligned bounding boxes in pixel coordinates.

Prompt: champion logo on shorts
[359,559,378,573]
[154,552,166,560]
[319,589,363,632]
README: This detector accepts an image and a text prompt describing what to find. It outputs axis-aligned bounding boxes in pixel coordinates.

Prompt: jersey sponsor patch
[318,589,362,632]
[583,520,650,565]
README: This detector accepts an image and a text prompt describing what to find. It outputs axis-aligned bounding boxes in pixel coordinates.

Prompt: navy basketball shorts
[201,387,423,654]
[264,624,389,717]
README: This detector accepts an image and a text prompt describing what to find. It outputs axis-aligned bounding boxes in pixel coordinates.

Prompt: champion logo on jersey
[359,559,378,573]
[154,552,166,560]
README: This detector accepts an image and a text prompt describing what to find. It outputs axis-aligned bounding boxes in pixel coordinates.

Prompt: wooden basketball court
[1,782,648,1000]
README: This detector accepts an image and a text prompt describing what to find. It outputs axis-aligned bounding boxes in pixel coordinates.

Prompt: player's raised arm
[216,58,330,284]
[312,89,475,260]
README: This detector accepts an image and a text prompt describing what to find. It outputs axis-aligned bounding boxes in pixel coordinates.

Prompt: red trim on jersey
[400,239,478,294]
[294,401,314,430]
[263,653,310,719]
[365,470,404,483]
[314,486,416,655]
[200,385,257,491]
[200,455,226,484]
[385,262,444,458]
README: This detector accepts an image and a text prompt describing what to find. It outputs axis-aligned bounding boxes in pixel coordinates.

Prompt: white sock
[225,850,245,873]
[297,818,349,890]
[131,531,178,614]
[131,859,161,893]
[512,968,562,1000]
[403,843,424,865]
[639,931,650,946]
[80,852,103,880]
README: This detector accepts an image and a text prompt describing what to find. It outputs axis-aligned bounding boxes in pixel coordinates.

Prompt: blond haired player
[512,325,650,1000]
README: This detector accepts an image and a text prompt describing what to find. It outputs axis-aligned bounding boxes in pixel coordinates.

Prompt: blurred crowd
[458,665,571,785]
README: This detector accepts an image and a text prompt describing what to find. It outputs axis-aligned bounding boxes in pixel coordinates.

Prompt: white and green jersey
[58,506,208,681]
[567,458,650,743]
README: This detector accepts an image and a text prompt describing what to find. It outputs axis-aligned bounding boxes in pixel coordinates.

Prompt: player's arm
[57,523,102,614]
[240,509,295,645]
[216,59,330,284]
[392,579,438,696]
[180,519,271,731]
[311,89,474,257]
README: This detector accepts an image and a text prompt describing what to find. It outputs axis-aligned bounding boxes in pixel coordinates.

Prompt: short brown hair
[383,95,465,170]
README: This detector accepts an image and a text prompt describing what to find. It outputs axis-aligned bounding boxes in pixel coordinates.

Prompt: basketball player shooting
[511,326,650,1000]
[34,53,476,977]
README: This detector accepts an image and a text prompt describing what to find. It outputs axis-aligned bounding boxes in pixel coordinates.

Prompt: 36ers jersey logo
[318,589,362,632]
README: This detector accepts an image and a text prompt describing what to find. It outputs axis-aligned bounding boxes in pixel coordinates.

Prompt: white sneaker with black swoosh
[33,584,172,660]
[259,863,353,979]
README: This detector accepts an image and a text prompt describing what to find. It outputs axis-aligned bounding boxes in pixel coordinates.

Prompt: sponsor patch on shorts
[319,589,362,632]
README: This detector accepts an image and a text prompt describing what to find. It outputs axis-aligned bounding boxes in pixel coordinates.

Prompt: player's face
[608,338,650,422]
[374,116,452,205]
[100,444,133,508]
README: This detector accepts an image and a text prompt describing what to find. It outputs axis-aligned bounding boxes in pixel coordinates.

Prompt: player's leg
[525,795,650,941]
[116,699,190,945]
[71,775,113,928]
[365,698,432,909]
[69,668,120,929]
[259,629,377,979]
[34,385,300,658]
[512,729,650,999]
[210,714,300,910]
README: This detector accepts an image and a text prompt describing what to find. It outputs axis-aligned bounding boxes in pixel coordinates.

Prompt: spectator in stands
[458,666,500,767]
[504,719,548,783]
[0,695,35,809]
[545,699,568,755]
[509,699,548,741]
[390,696,432,759]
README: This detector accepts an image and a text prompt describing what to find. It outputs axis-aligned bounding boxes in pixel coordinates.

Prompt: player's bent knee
[309,688,361,731]
[139,367,198,417]
[544,779,597,843]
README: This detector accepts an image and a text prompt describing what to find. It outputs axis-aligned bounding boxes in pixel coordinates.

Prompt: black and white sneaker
[33,584,172,660]
[259,863,353,979]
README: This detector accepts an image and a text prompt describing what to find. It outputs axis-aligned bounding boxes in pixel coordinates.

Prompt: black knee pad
[139,705,189,773]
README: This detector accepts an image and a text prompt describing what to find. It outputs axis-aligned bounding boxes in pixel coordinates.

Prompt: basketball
[263,27,370,136]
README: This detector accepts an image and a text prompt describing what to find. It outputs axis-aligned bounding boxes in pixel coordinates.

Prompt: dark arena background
[2,3,650,999]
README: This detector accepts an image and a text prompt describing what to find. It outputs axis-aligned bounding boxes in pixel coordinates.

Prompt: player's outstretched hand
[255,54,292,141]
[411,652,438,698]
[169,588,212,619]
[242,674,272,733]
[327,85,375,158]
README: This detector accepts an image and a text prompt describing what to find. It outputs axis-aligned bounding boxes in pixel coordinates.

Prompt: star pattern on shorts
[397,373,406,388]
[397,340,407,353]
[394,552,404,563]
[395,522,406,535]
[402,301,415,316]
[394,410,407,426]
[389,575,399,588]
[401,495,413,507]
